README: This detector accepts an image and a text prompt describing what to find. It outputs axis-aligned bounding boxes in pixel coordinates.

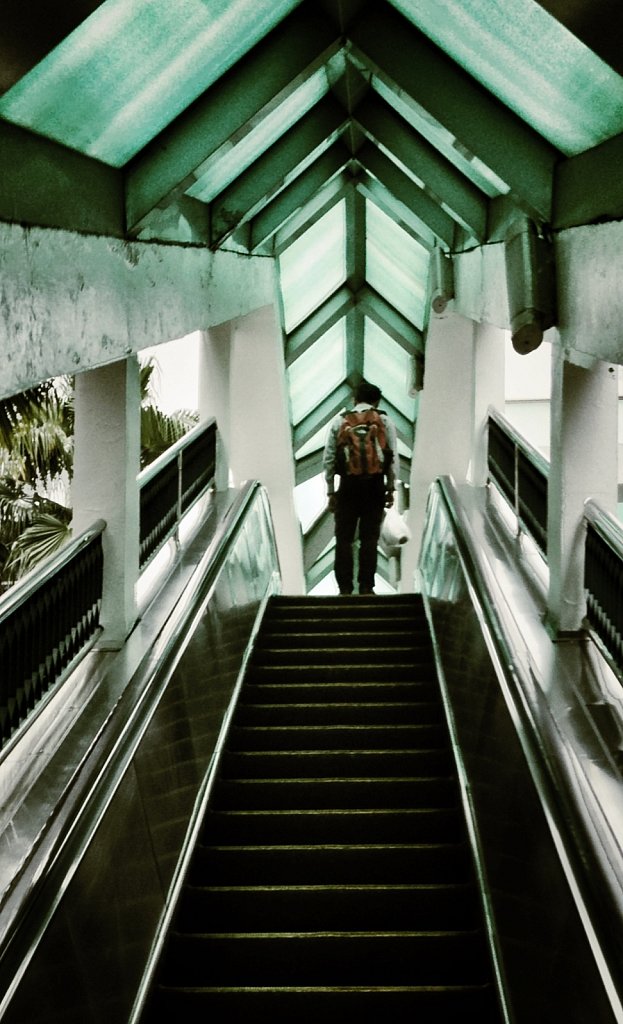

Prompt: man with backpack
[322,380,397,595]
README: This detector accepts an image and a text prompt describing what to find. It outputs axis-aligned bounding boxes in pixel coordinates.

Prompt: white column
[198,307,305,593]
[470,321,506,486]
[547,349,618,633]
[401,311,477,589]
[199,324,233,491]
[72,357,141,648]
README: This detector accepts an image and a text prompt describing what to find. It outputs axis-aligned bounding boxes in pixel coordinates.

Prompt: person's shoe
[359,588,375,595]
[339,589,353,595]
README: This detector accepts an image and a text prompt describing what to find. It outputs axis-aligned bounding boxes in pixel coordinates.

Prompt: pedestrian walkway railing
[584,499,623,674]
[0,520,105,750]
[487,409,623,675]
[138,418,216,570]
[487,408,549,555]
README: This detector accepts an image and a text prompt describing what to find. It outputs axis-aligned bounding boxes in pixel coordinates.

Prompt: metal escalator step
[219,748,453,778]
[175,881,481,932]
[211,776,457,811]
[227,723,448,751]
[201,807,465,845]
[234,702,441,726]
[245,663,432,683]
[159,929,493,988]
[241,681,437,702]
[190,842,472,886]
[146,982,502,1024]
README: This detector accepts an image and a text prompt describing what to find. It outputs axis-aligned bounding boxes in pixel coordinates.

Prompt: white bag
[380,506,411,556]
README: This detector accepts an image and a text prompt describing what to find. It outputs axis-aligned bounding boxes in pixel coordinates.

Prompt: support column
[199,324,233,491]
[402,311,478,589]
[547,349,618,633]
[201,304,305,594]
[72,357,141,649]
[470,321,506,486]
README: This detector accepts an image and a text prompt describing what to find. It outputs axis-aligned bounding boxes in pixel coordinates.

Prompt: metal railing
[584,499,623,674]
[487,408,549,555]
[0,520,105,749]
[138,418,216,569]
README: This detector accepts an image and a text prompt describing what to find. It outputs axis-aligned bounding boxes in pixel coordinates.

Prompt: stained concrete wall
[0,221,275,400]
[453,220,623,366]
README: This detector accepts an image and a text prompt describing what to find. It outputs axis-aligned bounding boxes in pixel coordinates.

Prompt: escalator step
[210,776,457,810]
[175,881,481,932]
[219,749,453,778]
[234,702,441,726]
[227,723,447,750]
[159,930,493,987]
[147,983,501,1024]
[190,843,472,886]
[201,807,466,845]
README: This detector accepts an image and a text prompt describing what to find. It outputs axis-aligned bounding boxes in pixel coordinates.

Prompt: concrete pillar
[470,321,506,486]
[547,349,618,633]
[72,357,141,648]
[199,305,305,594]
[199,324,233,491]
[401,311,478,589]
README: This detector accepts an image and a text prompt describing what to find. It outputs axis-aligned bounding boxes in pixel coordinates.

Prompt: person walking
[323,381,397,595]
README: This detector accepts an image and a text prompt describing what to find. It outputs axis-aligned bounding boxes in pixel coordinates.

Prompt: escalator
[140,594,503,1022]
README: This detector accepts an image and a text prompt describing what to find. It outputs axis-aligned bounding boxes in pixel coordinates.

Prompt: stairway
[141,594,503,1023]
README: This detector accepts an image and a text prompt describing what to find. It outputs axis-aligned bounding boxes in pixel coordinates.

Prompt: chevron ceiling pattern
[2,0,622,590]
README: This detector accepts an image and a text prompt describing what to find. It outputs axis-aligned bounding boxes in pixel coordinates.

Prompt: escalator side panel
[0,489,279,1024]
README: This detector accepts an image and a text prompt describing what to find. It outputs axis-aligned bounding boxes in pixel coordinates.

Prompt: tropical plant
[139,357,199,468]
[0,380,73,588]
[0,357,198,588]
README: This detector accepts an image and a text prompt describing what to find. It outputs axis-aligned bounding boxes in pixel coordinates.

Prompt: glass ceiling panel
[372,76,509,198]
[364,318,417,422]
[0,0,301,166]
[288,319,346,425]
[279,200,347,334]
[389,0,623,157]
[366,201,428,328]
[186,66,329,204]
[296,425,328,461]
[294,474,326,533]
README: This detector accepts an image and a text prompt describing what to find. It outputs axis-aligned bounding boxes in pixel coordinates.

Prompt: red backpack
[336,408,389,476]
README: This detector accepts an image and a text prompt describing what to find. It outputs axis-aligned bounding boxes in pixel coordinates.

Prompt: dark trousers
[334,475,385,593]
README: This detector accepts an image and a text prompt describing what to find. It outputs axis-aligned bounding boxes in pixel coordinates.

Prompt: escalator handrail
[0,479,279,1013]
[427,475,623,1020]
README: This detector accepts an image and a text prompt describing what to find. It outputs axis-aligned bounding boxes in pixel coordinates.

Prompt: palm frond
[140,405,199,468]
[2,513,72,583]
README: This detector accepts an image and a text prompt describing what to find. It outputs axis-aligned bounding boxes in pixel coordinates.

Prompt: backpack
[336,408,389,477]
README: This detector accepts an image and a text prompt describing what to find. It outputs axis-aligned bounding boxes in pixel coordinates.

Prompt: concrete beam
[450,219,623,366]
[0,221,275,400]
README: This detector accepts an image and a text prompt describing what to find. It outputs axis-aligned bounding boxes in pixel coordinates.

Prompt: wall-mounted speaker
[505,217,556,354]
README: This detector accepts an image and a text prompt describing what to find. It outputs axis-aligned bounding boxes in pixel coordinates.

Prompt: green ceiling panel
[371,77,510,199]
[351,4,557,219]
[364,317,417,422]
[366,200,429,328]
[279,199,347,333]
[209,95,347,245]
[390,0,623,157]
[288,318,347,425]
[187,66,329,204]
[0,0,302,166]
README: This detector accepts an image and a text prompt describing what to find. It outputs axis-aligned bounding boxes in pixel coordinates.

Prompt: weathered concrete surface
[453,219,623,365]
[0,221,275,400]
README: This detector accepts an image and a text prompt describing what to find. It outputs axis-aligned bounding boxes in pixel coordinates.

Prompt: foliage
[0,358,197,588]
